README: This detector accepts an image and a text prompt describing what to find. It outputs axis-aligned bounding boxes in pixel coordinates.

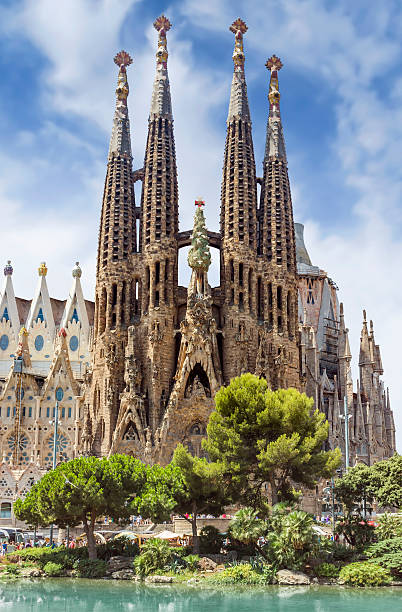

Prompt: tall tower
[220,19,259,382]
[259,56,299,389]
[91,50,136,454]
[140,16,179,428]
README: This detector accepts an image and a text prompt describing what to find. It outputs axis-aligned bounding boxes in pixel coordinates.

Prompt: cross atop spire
[154,15,171,67]
[230,18,247,69]
[264,54,286,161]
[108,50,133,158]
[227,18,250,122]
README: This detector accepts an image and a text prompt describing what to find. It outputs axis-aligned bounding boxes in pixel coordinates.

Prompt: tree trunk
[191,502,199,554]
[269,476,279,505]
[83,514,97,560]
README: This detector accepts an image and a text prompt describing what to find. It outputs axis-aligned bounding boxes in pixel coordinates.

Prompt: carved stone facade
[0,17,396,520]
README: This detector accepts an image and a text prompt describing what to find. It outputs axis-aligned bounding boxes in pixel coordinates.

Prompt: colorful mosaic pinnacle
[230,18,247,67]
[266,55,283,108]
[154,15,171,65]
[113,50,133,68]
[3,260,12,276]
[38,261,47,277]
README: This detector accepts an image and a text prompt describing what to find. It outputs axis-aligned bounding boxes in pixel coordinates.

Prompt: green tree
[204,374,341,507]
[334,463,373,516]
[229,507,269,559]
[368,454,402,510]
[266,508,317,570]
[171,444,228,553]
[14,455,146,559]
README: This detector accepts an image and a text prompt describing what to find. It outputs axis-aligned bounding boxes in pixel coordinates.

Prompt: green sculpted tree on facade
[187,199,211,272]
[204,374,341,507]
[14,455,146,559]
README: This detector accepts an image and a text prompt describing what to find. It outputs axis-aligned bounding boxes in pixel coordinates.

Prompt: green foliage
[133,538,173,578]
[335,518,375,549]
[314,562,340,578]
[334,463,373,516]
[73,558,107,578]
[266,509,317,570]
[205,376,341,508]
[183,554,200,571]
[368,454,402,510]
[14,454,147,559]
[96,536,139,560]
[324,541,355,563]
[43,562,63,577]
[375,514,402,540]
[338,561,392,586]
[135,463,185,523]
[365,537,402,558]
[368,553,402,577]
[229,507,269,558]
[211,563,270,585]
[199,526,224,554]
[7,546,87,569]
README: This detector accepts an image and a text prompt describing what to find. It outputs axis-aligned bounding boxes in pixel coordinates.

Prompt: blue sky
[0,0,401,449]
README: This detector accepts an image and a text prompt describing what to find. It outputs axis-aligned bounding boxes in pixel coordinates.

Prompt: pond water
[0,580,400,611]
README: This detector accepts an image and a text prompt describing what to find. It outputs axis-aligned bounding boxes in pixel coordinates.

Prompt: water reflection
[0,580,400,612]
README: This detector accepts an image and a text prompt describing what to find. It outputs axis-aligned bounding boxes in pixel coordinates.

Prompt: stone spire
[141,15,178,250]
[96,50,136,275]
[227,18,250,122]
[265,55,286,160]
[259,56,296,271]
[109,50,133,159]
[220,18,257,249]
[149,15,173,119]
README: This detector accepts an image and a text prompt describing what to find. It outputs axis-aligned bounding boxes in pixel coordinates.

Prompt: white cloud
[0,0,401,450]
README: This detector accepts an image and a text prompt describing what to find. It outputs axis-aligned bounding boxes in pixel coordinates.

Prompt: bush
[336,518,375,549]
[199,526,224,554]
[365,537,402,558]
[314,562,339,579]
[211,563,267,585]
[96,536,139,560]
[266,510,317,570]
[43,562,63,577]
[368,553,402,577]
[339,561,392,586]
[133,539,173,578]
[73,558,107,578]
[7,546,87,570]
[375,514,402,541]
[183,554,200,571]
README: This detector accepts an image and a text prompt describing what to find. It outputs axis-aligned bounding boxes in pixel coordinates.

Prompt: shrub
[211,563,266,585]
[133,539,173,578]
[375,514,402,541]
[365,537,402,558]
[339,561,392,586]
[315,562,339,579]
[96,536,139,560]
[183,554,200,571]
[336,518,375,549]
[7,546,87,569]
[266,510,317,570]
[73,558,107,578]
[368,553,402,577]
[199,526,224,554]
[43,562,63,577]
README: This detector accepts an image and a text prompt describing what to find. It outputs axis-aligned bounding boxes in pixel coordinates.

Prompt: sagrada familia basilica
[0,17,396,519]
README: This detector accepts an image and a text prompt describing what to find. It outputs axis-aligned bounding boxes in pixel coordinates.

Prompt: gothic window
[36,308,44,323]
[5,433,29,465]
[43,433,69,468]
[0,334,9,351]
[34,335,44,351]
[2,307,9,322]
[307,279,315,304]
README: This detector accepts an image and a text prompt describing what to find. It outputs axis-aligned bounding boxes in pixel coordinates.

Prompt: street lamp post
[340,396,352,471]
[49,398,59,545]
